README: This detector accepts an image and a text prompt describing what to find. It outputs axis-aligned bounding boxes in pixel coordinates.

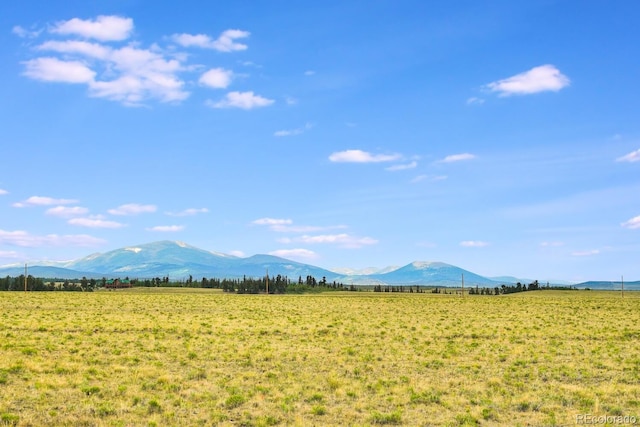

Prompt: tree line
[466,280,577,295]
[0,274,351,294]
[0,275,93,292]
[216,274,349,294]
[1,275,574,294]
[372,285,427,293]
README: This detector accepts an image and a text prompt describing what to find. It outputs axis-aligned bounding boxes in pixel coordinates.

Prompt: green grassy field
[0,289,639,426]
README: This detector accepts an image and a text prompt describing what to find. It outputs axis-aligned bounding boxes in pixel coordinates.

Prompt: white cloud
[439,153,476,163]
[166,208,209,217]
[208,91,274,109]
[0,230,38,247]
[0,189,8,195]
[24,41,189,105]
[13,196,78,208]
[616,149,640,163]
[27,21,189,105]
[37,40,111,59]
[213,29,250,52]
[298,233,378,249]
[466,97,485,105]
[108,203,157,216]
[540,241,564,247]
[328,149,402,163]
[23,57,96,84]
[171,33,210,48]
[253,218,347,233]
[229,250,245,257]
[571,249,600,257]
[304,70,315,76]
[0,229,104,247]
[50,15,133,41]
[485,64,570,96]
[90,74,188,104]
[147,225,184,232]
[298,234,351,244]
[171,33,211,48]
[0,250,20,260]
[274,122,313,137]
[199,68,233,89]
[621,215,640,229]
[68,217,125,228]
[172,29,250,52]
[27,44,188,105]
[45,206,89,218]
[386,161,417,171]
[252,218,293,226]
[285,96,298,105]
[274,129,299,137]
[268,248,318,260]
[12,25,41,38]
[460,240,489,248]
[89,46,188,104]
[20,17,255,106]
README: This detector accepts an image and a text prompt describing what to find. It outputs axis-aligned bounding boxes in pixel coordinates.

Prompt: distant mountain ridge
[55,241,339,281]
[574,280,640,290]
[331,265,401,276]
[355,261,497,287]
[65,241,239,277]
[0,240,624,286]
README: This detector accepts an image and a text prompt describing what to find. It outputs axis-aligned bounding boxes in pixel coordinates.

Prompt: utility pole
[266,268,269,295]
[461,273,464,297]
[621,275,624,299]
[24,264,27,292]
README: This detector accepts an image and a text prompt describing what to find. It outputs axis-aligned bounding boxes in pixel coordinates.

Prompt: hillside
[575,280,640,290]
[0,241,340,281]
[1,241,613,287]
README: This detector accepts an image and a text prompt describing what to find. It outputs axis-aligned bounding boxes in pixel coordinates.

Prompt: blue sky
[1,1,639,282]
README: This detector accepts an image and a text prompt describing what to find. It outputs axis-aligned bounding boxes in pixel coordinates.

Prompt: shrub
[370,410,402,425]
[81,385,101,396]
[0,413,19,425]
[311,405,326,415]
[225,394,246,409]
[147,399,162,414]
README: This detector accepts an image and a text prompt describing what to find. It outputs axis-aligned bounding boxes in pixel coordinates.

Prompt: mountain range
[0,240,634,288]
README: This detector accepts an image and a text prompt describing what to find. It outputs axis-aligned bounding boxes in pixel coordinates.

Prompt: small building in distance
[105,278,132,289]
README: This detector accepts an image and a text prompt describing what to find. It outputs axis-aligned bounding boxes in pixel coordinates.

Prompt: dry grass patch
[0,289,638,425]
